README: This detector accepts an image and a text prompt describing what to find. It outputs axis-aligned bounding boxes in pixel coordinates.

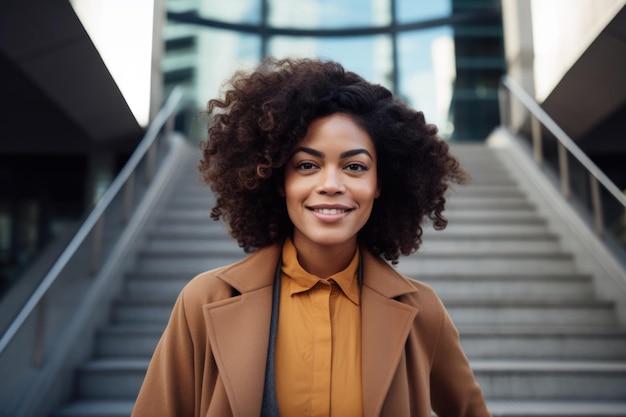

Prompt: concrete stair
[53,144,626,416]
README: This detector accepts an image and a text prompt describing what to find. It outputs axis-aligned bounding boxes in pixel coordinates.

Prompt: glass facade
[163,0,504,142]
[268,0,390,28]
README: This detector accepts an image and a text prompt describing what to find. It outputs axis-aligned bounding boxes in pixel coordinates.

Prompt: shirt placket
[309,280,332,417]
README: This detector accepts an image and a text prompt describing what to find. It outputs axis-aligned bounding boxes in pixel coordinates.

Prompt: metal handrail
[500,76,626,208]
[0,86,185,357]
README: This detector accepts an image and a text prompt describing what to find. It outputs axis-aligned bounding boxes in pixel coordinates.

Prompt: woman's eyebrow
[340,149,373,160]
[292,147,373,160]
[292,147,324,158]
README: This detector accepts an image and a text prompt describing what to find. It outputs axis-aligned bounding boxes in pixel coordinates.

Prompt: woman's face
[283,113,379,254]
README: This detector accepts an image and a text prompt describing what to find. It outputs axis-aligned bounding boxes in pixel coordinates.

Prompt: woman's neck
[290,236,358,278]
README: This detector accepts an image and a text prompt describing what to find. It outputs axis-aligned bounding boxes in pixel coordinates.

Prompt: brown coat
[132,244,490,417]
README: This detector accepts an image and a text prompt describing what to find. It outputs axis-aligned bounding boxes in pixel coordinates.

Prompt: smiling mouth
[310,208,351,215]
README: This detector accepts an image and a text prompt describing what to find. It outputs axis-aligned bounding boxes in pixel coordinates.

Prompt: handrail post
[91,216,105,274]
[146,141,157,181]
[498,83,510,128]
[531,115,543,165]
[590,174,604,235]
[124,173,135,222]
[558,142,571,198]
[33,296,46,368]
[166,112,175,135]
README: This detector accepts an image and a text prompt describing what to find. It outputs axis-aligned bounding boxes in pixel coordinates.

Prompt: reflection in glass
[396,0,451,23]
[194,0,261,24]
[268,35,393,91]
[268,0,390,28]
[398,27,455,137]
[194,29,260,105]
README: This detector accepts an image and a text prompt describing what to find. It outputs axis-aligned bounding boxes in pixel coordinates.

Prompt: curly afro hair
[199,57,468,264]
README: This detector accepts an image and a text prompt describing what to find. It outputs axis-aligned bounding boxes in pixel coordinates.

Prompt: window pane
[268,35,393,90]
[397,27,455,137]
[196,30,259,103]
[396,0,451,23]
[269,0,390,28]
[191,0,261,25]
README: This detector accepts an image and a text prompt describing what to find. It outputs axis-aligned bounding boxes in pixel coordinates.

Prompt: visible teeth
[315,208,347,215]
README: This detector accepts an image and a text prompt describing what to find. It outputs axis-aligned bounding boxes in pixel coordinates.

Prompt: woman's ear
[375,183,381,198]
[278,186,286,197]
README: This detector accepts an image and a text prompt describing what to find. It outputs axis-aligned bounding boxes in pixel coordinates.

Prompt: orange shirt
[275,238,363,417]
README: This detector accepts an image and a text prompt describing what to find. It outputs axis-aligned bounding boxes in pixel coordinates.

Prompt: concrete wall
[531,0,625,102]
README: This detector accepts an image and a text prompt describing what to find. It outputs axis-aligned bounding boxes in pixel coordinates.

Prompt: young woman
[132,58,491,417]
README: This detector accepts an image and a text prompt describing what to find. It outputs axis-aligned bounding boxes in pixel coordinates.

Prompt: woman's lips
[308,206,353,222]
[312,208,349,215]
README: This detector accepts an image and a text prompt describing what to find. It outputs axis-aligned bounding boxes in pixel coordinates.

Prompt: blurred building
[163,0,504,141]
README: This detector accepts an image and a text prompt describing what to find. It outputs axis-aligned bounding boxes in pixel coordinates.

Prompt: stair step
[76,359,148,399]
[420,274,594,300]
[473,360,626,400]
[96,324,164,358]
[427,223,551,235]
[445,299,617,326]
[456,178,519,186]
[446,198,535,210]
[443,211,546,225]
[459,326,626,360]
[486,399,626,416]
[125,276,189,301]
[136,254,243,275]
[147,226,236,239]
[113,300,176,324]
[397,253,576,275]
[142,239,244,256]
[420,237,561,254]
[53,400,135,417]
[450,185,526,198]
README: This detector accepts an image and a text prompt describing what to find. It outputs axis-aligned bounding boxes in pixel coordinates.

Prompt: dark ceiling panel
[541,6,626,141]
[0,0,143,148]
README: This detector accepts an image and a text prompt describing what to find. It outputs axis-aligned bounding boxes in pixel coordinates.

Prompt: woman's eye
[296,161,317,170]
[346,163,367,171]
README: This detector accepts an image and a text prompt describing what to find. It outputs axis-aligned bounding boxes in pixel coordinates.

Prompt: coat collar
[203,243,419,417]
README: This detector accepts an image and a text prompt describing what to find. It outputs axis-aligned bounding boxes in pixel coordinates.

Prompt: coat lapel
[360,250,419,417]
[202,245,281,417]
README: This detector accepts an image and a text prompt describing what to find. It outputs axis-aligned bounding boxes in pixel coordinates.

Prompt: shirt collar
[281,238,361,305]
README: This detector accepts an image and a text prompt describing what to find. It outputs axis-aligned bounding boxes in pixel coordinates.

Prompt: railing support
[124,173,135,222]
[91,216,105,274]
[498,84,510,128]
[531,114,543,165]
[557,142,570,198]
[33,296,46,368]
[146,141,157,181]
[590,174,604,235]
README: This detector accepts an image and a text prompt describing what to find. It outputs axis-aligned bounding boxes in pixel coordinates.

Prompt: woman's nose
[316,168,345,194]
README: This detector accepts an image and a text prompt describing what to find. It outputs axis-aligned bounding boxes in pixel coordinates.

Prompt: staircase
[53,143,626,416]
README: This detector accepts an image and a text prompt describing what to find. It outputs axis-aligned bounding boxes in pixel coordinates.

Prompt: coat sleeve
[428,297,491,417]
[131,288,198,417]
